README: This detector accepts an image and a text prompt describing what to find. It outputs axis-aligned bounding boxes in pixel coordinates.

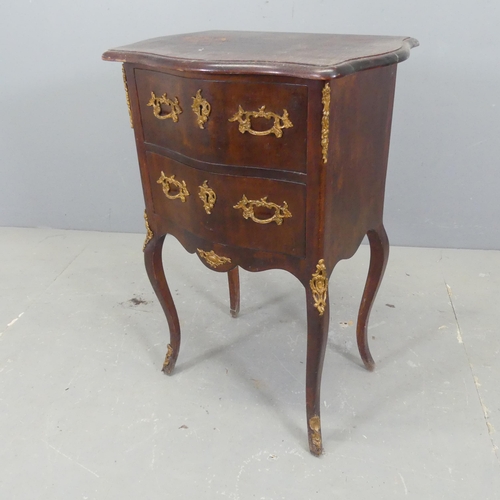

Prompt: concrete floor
[0,227,499,499]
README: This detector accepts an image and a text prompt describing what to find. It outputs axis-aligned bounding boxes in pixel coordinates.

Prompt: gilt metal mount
[233,195,292,225]
[157,172,190,202]
[197,249,232,268]
[229,105,293,138]
[147,92,182,122]
[310,259,328,316]
[191,89,211,129]
[321,83,331,163]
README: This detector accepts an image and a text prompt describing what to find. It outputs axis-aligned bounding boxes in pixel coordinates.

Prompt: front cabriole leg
[143,213,181,375]
[305,259,331,456]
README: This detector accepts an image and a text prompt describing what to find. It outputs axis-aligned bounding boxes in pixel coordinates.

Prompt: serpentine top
[103,30,418,80]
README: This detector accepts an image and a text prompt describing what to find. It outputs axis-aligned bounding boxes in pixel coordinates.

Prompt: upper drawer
[134,69,308,173]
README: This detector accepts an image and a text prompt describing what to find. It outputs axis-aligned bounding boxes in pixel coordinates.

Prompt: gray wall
[1,1,499,249]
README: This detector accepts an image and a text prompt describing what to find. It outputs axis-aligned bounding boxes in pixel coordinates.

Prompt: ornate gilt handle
[228,106,293,138]
[157,171,189,202]
[147,92,182,122]
[233,195,292,225]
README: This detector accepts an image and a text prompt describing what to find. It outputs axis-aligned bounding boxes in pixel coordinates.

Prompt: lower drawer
[146,152,306,257]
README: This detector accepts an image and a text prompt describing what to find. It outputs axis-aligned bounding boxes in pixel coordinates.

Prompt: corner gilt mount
[143,210,153,251]
[309,259,328,315]
[321,83,330,163]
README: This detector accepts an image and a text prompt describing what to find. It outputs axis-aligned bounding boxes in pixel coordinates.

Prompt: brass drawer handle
[233,195,292,225]
[157,171,189,202]
[147,92,182,122]
[198,180,216,214]
[197,249,231,268]
[228,106,293,138]
[191,89,211,129]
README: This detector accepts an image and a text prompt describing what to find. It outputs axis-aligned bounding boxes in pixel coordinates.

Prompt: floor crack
[49,247,87,287]
[445,281,463,344]
[444,279,499,464]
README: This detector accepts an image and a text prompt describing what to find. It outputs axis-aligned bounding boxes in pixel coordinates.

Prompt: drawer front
[146,152,306,257]
[135,69,308,173]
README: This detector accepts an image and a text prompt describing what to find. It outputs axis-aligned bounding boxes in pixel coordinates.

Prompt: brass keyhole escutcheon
[191,90,211,129]
[198,180,216,214]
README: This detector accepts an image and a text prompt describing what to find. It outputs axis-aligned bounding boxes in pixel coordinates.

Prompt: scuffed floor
[0,227,499,499]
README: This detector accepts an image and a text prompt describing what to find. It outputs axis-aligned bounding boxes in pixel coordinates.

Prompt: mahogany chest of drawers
[103,31,417,456]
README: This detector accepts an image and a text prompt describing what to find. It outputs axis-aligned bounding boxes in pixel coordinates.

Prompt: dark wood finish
[357,225,390,371]
[323,64,397,264]
[143,234,180,375]
[145,141,306,184]
[103,31,418,79]
[146,152,306,257]
[104,31,417,456]
[136,69,308,172]
[305,280,332,456]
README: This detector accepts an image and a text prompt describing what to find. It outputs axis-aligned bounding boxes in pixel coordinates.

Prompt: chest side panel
[324,64,398,261]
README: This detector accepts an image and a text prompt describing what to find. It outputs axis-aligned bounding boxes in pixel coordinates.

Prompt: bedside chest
[103,31,418,456]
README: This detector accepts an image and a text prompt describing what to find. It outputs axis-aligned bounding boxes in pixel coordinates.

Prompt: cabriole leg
[356,224,389,371]
[144,234,181,375]
[305,260,331,456]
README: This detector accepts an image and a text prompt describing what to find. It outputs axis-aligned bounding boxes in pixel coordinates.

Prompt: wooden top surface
[103,31,418,79]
